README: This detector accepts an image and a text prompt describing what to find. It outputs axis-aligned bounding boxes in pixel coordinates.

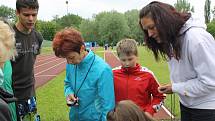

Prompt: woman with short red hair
[52,28,115,121]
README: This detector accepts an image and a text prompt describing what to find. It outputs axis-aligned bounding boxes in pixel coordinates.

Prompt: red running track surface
[34,54,66,88]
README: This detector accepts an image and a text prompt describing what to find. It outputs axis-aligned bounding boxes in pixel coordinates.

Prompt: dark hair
[107,100,154,121]
[52,28,85,58]
[139,1,191,61]
[16,0,39,11]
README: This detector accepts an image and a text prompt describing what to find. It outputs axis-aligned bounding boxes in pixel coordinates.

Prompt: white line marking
[111,51,120,61]
[35,60,66,76]
[35,75,57,77]
[162,105,175,118]
[34,58,62,68]
[36,56,56,63]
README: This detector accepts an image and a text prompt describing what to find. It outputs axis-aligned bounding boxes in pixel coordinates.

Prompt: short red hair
[52,28,84,57]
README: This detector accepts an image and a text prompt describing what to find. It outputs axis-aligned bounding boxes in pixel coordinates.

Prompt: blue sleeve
[64,64,74,97]
[98,66,115,121]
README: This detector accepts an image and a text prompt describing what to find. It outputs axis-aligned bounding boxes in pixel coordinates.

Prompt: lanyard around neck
[74,53,95,97]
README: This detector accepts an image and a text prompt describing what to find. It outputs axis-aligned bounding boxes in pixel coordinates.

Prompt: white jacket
[169,14,215,109]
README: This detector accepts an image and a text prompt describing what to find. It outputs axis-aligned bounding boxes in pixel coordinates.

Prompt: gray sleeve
[172,35,215,97]
[36,31,44,54]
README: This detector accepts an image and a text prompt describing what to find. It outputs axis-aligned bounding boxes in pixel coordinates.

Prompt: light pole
[66,0,68,15]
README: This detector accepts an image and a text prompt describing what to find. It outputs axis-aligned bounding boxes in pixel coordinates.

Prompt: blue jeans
[16,97,40,121]
[180,103,215,121]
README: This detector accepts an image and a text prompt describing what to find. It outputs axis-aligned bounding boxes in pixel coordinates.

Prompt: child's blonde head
[0,20,16,66]
[116,39,138,57]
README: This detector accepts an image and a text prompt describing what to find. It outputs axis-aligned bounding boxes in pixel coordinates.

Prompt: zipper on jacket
[126,69,129,100]
[75,106,79,121]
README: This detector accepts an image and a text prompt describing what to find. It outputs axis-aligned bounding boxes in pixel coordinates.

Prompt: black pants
[180,103,215,121]
[0,98,12,121]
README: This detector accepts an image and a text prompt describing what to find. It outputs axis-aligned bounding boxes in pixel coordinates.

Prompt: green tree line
[1,1,215,45]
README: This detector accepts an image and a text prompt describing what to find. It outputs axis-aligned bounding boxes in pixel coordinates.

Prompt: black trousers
[0,98,12,121]
[180,103,215,121]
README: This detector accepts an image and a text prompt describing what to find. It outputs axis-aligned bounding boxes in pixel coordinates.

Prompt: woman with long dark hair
[139,1,215,121]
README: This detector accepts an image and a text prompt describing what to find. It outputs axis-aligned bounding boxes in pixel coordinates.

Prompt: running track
[34,54,66,88]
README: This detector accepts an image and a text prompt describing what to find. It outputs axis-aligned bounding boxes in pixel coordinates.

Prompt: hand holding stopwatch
[67,99,78,107]
[66,94,78,107]
[67,54,95,107]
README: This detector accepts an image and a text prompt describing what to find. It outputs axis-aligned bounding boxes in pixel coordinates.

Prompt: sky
[0,0,215,21]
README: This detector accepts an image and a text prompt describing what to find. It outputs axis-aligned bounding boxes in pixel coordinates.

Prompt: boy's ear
[16,10,20,16]
[80,45,85,52]
[16,10,21,20]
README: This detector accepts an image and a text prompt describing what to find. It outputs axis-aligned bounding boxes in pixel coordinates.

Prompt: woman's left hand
[158,84,173,94]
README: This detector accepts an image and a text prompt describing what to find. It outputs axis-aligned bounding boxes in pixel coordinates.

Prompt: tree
[212,6,215,20]
[0,5,16,22]
[55,14,83,29]
[174,0,194,13]
[36,20,58,41]
[96,11,129,46]
[207,20,215,38]
[93,12,109,45]
[204,0,211,23]
[124,9,144,45]
[79,19,98,42]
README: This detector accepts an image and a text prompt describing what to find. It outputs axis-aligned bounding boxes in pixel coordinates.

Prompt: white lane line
[35,75,57,77]
[162,105,175,118]
[36,54,54,60]
[34,58,62,68]
[36,56,56,63]
[110,51,120,61]
[35,60,66,76]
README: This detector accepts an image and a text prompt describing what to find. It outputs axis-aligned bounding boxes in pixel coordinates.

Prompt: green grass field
[40,47,53,55]
[36,72,68,121]
[40,40,53,55]
[93,47,104,58]
[36,46,180,120]
[42,40,52,47]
